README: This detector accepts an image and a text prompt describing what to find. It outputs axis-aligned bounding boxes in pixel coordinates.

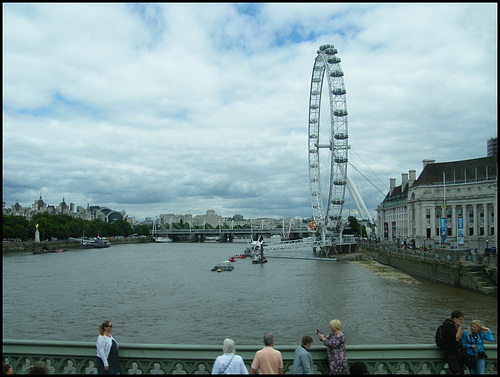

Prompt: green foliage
[2,214,30,240]
[134,224,151,237]
[2,213,134,241]
[343,216,362,236]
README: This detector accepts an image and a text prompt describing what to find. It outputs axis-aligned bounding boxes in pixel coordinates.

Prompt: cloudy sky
[3,3,497,221]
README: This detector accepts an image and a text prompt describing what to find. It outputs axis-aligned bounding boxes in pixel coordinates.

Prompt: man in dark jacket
[441,310,464,374]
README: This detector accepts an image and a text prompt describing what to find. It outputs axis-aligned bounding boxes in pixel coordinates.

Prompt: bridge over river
[152,227,311,238]
[151,228,357,255]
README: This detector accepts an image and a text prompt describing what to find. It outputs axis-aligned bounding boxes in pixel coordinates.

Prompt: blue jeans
[470,358,486,375]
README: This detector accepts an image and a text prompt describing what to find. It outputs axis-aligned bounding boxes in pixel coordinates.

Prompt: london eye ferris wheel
[308,44,349,238]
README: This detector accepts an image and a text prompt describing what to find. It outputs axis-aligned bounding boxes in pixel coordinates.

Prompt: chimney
[402,173,409,190]
[423,159,435,169]
[389,178,396,195]
[409,170,416,187]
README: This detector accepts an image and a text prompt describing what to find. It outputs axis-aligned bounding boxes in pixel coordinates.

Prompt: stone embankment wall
[2,237,153,252]
[357,245,497,295]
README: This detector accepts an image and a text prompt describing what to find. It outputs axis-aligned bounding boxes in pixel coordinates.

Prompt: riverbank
[336,253,420,284]
[355,245,497,295]
[2,237,153,252]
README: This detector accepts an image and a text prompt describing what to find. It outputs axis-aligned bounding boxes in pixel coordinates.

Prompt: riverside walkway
[2,339,497,374]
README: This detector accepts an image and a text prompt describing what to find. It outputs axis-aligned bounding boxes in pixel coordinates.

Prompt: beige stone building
[376,156,497,251]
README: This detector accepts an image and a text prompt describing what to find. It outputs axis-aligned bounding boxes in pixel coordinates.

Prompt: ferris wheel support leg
[347,174,372,222]
[346,178,362,216]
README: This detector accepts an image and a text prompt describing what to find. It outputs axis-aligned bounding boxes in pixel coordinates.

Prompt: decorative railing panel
[3,340,497,374]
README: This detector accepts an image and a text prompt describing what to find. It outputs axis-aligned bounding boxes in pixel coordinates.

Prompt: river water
[2,242,497,346]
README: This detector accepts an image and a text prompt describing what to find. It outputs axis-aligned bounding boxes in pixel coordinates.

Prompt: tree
[2,214,30,240]
[134,224,151,237]
[2,213,135,241]
[344,216,362,237]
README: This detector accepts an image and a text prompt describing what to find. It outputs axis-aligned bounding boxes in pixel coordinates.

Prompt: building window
[469,227,474,236]
[427,228,431,238]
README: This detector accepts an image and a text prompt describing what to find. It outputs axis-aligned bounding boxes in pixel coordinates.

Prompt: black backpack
[435,319,453,349]
[435,323,445,348]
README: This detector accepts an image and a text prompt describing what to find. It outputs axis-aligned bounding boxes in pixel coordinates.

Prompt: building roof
[381,156,497,206]
[413,156,497,187]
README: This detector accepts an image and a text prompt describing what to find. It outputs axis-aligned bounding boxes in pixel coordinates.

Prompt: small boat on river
[211,262,235,272]
[33,248,66,254]
[154,236,172,243]
[252,242,268,264]
[243,236,264,257]
[80,237,110,249]
[252,254,268,264]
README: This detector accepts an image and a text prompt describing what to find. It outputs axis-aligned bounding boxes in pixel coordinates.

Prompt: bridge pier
[219,233,233,243]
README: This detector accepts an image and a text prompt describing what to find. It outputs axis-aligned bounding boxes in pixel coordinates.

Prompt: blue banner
[440,218,446,244]
[457,217,464,246]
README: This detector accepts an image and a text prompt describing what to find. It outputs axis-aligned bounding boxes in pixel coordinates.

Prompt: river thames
[2,241,497,346]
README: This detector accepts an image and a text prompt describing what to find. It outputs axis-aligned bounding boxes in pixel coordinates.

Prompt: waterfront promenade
[357,241,498,296]
[3,339,497,374]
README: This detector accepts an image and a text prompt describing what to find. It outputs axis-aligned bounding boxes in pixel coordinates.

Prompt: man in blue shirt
[292,335,314,374]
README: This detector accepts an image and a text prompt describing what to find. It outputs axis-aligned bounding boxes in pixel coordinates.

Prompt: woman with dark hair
[96,320,121,374]
[29,361,49,374]
[3,363,14,375]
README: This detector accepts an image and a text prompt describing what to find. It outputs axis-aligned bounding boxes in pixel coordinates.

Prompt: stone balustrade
[3,339,497,374]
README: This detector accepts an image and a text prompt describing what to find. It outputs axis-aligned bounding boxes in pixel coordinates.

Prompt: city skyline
[2,194,309,222]
[3,3,497,221]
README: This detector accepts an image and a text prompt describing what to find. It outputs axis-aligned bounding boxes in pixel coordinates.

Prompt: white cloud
[2,3,497,221]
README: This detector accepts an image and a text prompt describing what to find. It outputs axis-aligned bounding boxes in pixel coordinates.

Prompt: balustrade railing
[3,340,497,374]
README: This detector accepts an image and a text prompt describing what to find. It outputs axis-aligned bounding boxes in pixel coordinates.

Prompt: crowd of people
[3,313,494,375]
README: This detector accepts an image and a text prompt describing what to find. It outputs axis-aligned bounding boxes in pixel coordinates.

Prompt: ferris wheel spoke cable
[350,147,387,188]
[348,161,386,197]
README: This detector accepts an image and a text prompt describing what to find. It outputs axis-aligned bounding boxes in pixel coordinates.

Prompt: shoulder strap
[220,354,235,374]
[467,332,481,356]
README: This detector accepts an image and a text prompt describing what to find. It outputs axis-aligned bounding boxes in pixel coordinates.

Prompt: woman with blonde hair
[96,320,121,374]
[317,319,348,374]
[212,338,248,374]
[460,320,494,374]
